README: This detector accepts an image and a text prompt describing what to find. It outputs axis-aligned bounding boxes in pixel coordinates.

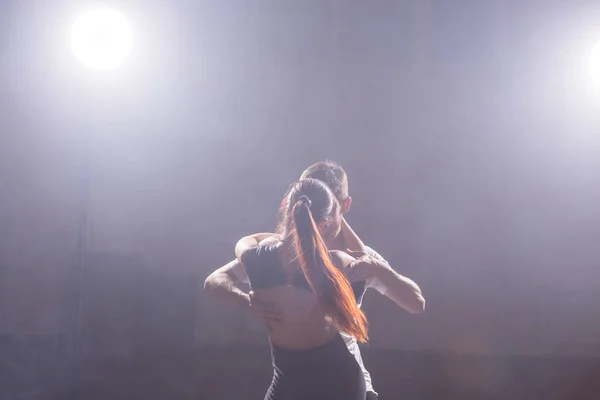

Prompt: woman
[235,178,368,400]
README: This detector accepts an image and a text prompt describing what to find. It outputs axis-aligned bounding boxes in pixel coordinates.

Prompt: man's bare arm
[204,233,278,310]
[235,233,277,260]
[340,217,368,253]
[203,260,251,310]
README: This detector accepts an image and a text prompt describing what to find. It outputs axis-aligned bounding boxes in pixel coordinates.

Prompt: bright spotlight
[589,40,600,83]
[71,9,133,70]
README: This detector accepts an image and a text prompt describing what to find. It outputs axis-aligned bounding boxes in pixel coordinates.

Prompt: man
[204,161,425,400]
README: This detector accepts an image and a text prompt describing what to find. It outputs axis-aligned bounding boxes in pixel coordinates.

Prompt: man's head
[299,161,352,214]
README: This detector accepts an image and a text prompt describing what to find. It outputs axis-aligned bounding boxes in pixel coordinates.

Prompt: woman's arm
[346,250,426,314]
[340,220,425,313]
[374,266,425,314]
[330,249,425,314]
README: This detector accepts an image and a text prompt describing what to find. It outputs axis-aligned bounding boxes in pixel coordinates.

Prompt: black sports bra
[242,244,367,304]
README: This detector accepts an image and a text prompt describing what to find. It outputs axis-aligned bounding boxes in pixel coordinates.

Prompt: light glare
[71,9,133,70]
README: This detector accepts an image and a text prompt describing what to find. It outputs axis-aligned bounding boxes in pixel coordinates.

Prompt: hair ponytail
[292,197,368,343]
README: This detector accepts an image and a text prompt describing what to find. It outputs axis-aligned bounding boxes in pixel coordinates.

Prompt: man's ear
[341,196,352,214]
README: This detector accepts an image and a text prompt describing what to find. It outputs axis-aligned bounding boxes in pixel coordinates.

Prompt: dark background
[1,0,600,398]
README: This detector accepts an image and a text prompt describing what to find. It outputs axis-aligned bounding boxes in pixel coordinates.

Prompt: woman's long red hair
[292,199,368,343]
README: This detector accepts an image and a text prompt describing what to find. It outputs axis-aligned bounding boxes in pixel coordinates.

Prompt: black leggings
[265,334,366,400]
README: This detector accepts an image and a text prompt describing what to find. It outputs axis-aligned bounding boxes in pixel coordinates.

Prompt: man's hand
[246,291,283,331]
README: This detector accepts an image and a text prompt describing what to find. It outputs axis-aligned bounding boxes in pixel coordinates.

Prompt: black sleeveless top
[242,244,367,304]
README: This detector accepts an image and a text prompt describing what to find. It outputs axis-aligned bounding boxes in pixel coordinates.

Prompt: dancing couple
[204,161,425,400]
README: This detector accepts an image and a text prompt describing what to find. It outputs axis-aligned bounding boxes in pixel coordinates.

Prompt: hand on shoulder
[343,250,386,283]
[328,250,355,270]
[258,235,280,246]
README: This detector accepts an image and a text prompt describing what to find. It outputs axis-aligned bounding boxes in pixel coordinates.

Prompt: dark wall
[1,0,600,398]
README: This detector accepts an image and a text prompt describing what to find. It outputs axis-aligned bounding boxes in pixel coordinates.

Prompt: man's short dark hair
[299,161,349,203]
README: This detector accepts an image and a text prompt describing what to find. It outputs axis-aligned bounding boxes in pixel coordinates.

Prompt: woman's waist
[269,331,352,367]
[268,320,337,349]
[270,333,361,374]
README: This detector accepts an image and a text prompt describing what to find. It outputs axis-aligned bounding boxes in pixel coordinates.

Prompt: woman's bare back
[249,247,355,350]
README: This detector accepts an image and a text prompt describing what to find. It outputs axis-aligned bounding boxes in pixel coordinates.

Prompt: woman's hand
[345,251,426,314]
[344,250,385,282]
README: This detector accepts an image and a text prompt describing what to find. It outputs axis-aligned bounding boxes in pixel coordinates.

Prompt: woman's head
[278,178,368,343]
[279,178,342,239]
